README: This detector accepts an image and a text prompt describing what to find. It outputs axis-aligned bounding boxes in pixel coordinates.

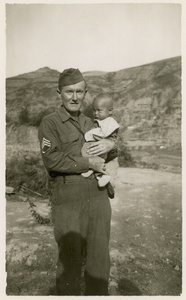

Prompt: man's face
[60,81,87,115]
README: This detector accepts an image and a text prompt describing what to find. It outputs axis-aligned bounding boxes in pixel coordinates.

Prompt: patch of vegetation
[19,106,29,125]
[154,73,177,88]
[18,106,56,127]
[82,103,93,119]
[135,161,159,170]
[118,143,135,167]
[28,200,53,225]
[6,150,48,195]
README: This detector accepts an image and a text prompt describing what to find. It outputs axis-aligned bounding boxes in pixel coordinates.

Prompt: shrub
[18,106,29,125]
[118,144,135,167]
[6,150,48,195]
[82,103,93,118]
[29,106,56,127]
[18,106,56,127]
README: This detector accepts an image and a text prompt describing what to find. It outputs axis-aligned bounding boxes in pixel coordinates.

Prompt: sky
[5,2,182,77]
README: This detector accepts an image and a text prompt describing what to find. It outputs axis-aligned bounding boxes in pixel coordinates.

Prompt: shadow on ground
[118,278,142,295]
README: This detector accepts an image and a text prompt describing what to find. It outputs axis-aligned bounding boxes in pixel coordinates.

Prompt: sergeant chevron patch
[42,137,51,153]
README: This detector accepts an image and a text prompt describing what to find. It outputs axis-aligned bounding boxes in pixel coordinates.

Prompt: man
[38,68,117,295]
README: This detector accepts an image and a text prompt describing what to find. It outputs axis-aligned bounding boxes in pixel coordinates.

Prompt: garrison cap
[58,68,85,91]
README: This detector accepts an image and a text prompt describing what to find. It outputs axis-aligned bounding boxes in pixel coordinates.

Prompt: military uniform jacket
[38,106,93,176]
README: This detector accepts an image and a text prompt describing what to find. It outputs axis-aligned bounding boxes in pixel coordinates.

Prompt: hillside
[6,56,182,173]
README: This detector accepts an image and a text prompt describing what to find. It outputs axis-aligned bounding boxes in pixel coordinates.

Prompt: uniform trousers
[51,174,111,295]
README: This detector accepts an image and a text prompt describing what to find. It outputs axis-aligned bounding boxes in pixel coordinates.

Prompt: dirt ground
[6,162,182,296]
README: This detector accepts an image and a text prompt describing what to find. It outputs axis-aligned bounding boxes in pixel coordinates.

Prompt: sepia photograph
[2,0,184,297]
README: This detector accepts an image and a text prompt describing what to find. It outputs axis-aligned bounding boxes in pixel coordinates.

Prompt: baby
[81,93,119,190]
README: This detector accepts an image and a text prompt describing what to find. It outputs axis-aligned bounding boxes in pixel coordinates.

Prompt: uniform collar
[57,105,86,124]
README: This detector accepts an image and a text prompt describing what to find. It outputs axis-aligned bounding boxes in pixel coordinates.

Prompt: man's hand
[86,138,115,156]
[89,157,107,174]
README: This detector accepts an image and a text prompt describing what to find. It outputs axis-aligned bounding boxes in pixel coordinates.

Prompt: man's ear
[109,107,113,115]
[57,89,61,99]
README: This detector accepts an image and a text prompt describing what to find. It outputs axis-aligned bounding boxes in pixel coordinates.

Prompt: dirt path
[6,165,182,296]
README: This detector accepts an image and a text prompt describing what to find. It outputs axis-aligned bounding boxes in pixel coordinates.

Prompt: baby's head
[92,93,113,120]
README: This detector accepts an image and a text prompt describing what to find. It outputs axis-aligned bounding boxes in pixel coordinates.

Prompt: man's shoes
[106,182,115,199]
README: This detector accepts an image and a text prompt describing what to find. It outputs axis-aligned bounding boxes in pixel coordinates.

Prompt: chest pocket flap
[59,131,80,144]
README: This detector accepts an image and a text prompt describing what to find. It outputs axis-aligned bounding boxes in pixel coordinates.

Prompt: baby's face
[92,99,111,120]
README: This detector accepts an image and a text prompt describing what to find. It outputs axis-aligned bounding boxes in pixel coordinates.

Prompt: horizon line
[6,55,181,79]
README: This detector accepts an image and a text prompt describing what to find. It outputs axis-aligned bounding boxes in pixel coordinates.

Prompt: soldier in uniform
[38,68,117,295]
